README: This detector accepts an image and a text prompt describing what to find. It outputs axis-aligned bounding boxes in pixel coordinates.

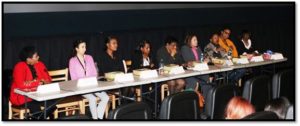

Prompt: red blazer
[10,61,52,106]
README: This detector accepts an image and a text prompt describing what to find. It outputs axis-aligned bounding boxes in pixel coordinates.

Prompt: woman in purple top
[69,40,109,120]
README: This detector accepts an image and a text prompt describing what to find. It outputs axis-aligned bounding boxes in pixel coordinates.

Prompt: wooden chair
[135,88,142,102]
[48,68,69,82]
[135,85,153,102]
[125,60,132,71]
[48,68,83,119]
[125,59,151,102]
[161,84,170,101]
[8,101,30,120]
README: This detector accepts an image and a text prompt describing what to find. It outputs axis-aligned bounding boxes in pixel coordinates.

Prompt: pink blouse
[69,54,98,80]
[191,47,199,61]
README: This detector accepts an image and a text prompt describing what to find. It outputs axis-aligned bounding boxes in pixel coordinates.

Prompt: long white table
[231,58,287,69]
[14,58,287,119]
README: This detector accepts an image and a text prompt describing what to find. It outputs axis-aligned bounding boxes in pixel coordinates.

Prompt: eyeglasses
[224,31,231,35]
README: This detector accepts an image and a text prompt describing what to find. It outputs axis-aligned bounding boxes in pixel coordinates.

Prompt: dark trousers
[185,75,211,99]
[228,68,247,84]
[19,99,58,120]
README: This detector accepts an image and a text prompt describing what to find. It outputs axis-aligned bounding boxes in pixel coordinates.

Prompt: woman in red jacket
[10,46,57,119]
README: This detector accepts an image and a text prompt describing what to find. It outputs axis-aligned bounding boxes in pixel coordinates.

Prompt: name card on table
[250,55,264,62]
[224,60,234,66]
[169,66,185,75]
[77,77,98,88]
[114,73,134,83]
[133,69,158,79]
[271,53,284,60]
[37,83,60,94]
[193,63,209,71]
[233,58,249,64]
[212,58,225,65]
[163,64,185,75]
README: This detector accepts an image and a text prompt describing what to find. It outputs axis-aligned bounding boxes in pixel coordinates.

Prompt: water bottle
[200,53,204,63]
[228,49,232,56]
[158,59,164,74]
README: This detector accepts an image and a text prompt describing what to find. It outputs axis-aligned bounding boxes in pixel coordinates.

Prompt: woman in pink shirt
[69,40,109,120]
[181,34,211,98]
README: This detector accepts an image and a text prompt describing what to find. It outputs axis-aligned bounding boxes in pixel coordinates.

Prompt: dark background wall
[3,3,295,71]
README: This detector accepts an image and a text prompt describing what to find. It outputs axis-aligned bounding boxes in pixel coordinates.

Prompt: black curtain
[3,22,295,71]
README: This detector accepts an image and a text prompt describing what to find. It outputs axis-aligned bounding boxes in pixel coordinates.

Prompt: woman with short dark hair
[10,46,57,119]
[98,36,134,102]
[131,40,155,70]
[156,36,186,95]
[98,36,124,75]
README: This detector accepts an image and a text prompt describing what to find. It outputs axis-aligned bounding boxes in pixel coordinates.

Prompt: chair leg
[8,102,12,120]
[72,106,76,115]
[111,95,116,109]
[80,101,86,115]
[65,108,69,116]
[19,110,24,120]
[54,109,58,119]
[136,88,141,102]
[238,79,242,87]
[167,90,170,96]
[161,85,164,101]
[105,102,111,119]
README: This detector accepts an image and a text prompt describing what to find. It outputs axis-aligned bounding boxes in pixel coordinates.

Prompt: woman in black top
[236,30,258,55]
[131,40,155,70]
[156,36,186,95]
[98,36,134,102]
[131,40,155,93]
[98,36,124,75]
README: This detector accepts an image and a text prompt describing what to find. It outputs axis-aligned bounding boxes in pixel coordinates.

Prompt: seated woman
[205,33,246,85]
[264,97,291,119]
[225,96,255,119]
[236,30,259,56]
[131,40,155,93]
[236,30,261,80]
[131,40,155,70]
[181,34,211,98]
[69,40,109,120]
[98,36,134,102]
[99,36,124,74]
[204,33,227,61]
[10,46,57,120]
[156,36,186,95]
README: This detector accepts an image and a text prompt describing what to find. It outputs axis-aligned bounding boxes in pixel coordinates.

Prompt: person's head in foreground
[225,96,255,119]
[264,97,291,119]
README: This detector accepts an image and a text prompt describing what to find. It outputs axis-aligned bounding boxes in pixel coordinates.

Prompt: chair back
[243,75,272,111]
[204,84,239,119]
[243,111,279,120]
[108,102,152,120]
[159,91,201,120]
[48,68,68,82]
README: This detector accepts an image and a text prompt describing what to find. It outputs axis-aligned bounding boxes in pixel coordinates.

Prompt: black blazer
[236,40,257,54]
[131,51,155,70]
[156,46,184,66]
[181,45,203,62]
[98,51,124,75]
